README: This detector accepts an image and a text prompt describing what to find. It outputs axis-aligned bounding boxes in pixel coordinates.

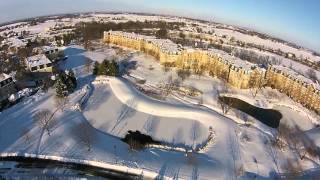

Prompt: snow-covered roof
[108,31,259,71]
[108,31,181,54]
[271,65,320,90]
[26,54,52,68]
[7,38,26,48]
[0,73,11,82]
[42,46,58,52]
[208,48,256,71]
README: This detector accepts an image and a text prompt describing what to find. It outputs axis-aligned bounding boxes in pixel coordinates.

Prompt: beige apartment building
[104,31,320,113]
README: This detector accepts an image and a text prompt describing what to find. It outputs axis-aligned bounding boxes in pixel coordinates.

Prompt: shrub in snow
[122,130,159,150]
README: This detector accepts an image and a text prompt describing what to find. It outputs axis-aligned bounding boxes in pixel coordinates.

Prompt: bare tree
[72,121,97,151]
[216,82,235,114]
[33,109,56,136]
[249,73,264,98]
[217,96,234,114]
[275,123,291,149]
[54,96,69,112]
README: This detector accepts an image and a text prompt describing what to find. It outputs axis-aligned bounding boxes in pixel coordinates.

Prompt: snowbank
[109,77,216,125]
[0,152,168,179]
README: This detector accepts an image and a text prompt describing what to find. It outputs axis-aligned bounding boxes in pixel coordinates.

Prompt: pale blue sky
[0,0,319,51]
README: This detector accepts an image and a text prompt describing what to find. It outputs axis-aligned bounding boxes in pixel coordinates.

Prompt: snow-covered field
[1,44,320,179]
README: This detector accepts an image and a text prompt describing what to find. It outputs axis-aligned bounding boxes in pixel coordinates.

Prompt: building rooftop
[107,31,181,54]
[42,46,58,52]
[0,73,12,82]
[272,65,320,90]
[208,48,256,71]
[26,54,52,68]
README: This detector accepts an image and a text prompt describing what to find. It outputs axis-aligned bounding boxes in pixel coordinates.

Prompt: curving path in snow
[108,77,229,127]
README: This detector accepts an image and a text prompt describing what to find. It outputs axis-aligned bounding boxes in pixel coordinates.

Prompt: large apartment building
[104,31,264,89]
[104,31,320,113]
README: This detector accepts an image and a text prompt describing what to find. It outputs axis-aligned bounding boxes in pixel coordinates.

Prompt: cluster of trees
[306,69,318,83]
[155,28,168,39]
[122,130,158,150]
[93,60,119,76]
[54,70,77,97]
[75,20,184,48]
[52,33,76,46]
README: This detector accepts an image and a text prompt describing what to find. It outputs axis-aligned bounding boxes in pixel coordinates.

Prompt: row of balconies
[107,33,320,103]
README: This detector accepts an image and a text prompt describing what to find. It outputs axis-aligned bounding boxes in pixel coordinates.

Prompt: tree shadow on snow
[83,85,111,111]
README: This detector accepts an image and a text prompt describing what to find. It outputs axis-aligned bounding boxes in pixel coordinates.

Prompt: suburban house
[42,46,59,55]
[0,73,16,101]
[26,54,53,72]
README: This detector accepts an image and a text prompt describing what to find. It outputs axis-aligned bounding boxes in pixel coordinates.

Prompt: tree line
[74,20,185,43]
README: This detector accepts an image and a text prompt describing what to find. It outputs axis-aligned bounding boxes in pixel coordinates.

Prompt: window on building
[39,65,45,69]
[47,63,52,67]
[31,67,37,71]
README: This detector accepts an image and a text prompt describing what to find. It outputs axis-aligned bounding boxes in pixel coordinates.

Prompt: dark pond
[219,96,282,128]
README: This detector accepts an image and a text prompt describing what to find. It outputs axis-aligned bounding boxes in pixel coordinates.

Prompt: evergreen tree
[93,62,99,75]
[55,78,68,98]
[68,70,77,90]
[92,60,119,76]
[55,70,77,97]
[99,60,109,75]
[109,60,119,76]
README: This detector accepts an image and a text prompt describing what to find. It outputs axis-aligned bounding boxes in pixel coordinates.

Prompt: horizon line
[1,10,318,54]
